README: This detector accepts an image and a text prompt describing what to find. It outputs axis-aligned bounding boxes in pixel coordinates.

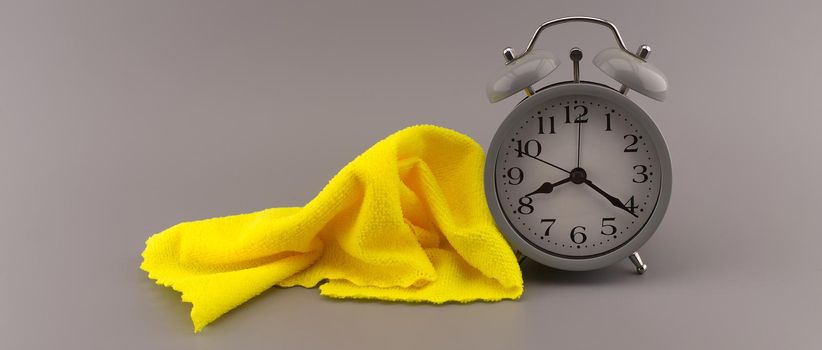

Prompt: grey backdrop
[2,0,820,349]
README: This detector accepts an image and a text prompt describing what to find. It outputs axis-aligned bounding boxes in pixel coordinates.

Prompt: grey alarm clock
[484,17,671,273]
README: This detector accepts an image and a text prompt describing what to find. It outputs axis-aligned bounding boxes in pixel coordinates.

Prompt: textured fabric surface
[140,125,523,332]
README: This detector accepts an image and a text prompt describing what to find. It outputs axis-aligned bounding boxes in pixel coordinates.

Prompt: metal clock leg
[629,252,647,274]
[515,251,528,265]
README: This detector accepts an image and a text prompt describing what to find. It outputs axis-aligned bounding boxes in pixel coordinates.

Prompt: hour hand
[525,177,571,197]
[583,180,639,218]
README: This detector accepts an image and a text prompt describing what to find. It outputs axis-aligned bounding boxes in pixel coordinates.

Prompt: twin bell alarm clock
[484,17,670,274]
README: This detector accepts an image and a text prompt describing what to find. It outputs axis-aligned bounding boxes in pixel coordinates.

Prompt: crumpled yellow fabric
[140,125,523,332]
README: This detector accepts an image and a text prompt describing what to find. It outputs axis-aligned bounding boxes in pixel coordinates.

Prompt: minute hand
[583,180,638,218]
[520,152,571,174]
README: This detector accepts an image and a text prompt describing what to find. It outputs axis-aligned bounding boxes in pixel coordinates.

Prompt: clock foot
[629,252,647,274]
[515,251,528,265]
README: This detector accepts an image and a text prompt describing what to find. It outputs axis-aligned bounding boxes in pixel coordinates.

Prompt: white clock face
[495,94,663,258]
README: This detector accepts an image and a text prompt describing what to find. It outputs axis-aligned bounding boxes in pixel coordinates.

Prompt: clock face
[493,91,664,259]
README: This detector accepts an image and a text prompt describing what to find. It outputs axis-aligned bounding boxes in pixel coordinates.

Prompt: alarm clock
[484,17,670,273]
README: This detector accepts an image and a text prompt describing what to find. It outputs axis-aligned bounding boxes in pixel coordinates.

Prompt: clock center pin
[570,167,587,184]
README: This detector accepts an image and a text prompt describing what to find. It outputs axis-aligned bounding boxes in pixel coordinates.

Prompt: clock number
[633,165,649,183]
[604,112,613,131]
[506,167,524,185]
[517,196,534,215]
[624,134,639,152]
[515,139,542,158]
[540,219,556,237]
[564,105,588,124]
[570,226,587,244]
[624,196,638,214]
[600,217,617,235]
[537,116,555,134]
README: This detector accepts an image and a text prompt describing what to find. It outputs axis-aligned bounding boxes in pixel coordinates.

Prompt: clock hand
[519,152,571,174]
[576,115,582,168]
[571,47,584,169]
[525,177,572,197]
[583,179,639,218]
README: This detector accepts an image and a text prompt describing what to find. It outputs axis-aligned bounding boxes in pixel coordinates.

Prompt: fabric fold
[141,124,523,332]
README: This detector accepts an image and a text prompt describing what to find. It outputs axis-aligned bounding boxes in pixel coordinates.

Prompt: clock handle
[629,252,648,274]
[506,16,643,63]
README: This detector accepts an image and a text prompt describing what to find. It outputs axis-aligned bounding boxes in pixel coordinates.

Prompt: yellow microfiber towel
[140,125,523,332]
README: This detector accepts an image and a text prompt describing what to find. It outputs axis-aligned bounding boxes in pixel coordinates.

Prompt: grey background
[1,0,820,348]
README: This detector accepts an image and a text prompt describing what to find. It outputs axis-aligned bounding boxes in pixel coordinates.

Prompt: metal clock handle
[504,16,657,98]
[505,16,643,63]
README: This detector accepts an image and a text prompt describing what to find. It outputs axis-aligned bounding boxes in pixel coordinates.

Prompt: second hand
[577,115,582,168]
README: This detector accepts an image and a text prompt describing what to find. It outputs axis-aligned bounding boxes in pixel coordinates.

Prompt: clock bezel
[484,82,672,271]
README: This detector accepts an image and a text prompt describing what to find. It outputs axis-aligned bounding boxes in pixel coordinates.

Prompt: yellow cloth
[140,125,523,332]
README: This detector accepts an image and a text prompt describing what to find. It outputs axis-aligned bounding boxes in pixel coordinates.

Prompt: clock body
[484,82,672,271]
